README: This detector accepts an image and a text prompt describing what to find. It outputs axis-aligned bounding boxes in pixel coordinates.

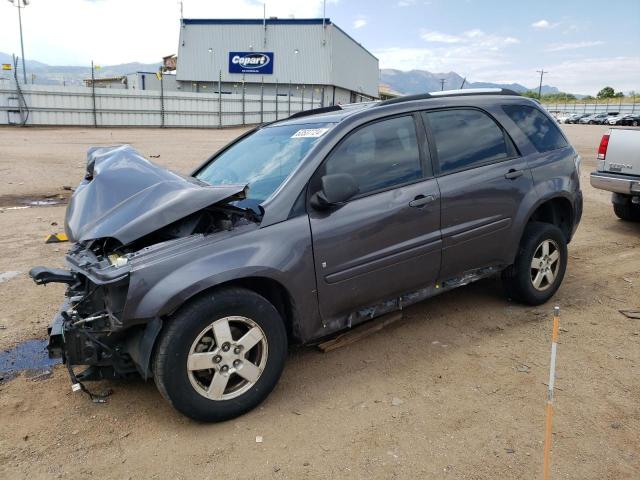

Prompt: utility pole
[537,69,548,100]
[8,0,29,84]
[439,78,446,91]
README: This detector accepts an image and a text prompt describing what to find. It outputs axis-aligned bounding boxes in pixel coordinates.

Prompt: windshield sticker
[291,128,329,139]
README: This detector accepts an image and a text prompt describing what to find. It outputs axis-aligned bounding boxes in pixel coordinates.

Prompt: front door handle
[504,169,524,180]
[409,194,435,208]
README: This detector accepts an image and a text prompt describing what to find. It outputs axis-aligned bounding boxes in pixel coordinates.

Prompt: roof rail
[287,105,343,119]
[377,88,520,107]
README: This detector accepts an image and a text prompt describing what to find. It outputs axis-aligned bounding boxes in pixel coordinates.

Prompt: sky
[0,0,639,95]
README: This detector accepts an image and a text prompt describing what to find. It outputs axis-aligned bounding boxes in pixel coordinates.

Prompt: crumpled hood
[65,145,247,245]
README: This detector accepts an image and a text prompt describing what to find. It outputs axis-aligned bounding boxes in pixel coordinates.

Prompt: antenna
[323,0,326,28]
[263,2,267,47]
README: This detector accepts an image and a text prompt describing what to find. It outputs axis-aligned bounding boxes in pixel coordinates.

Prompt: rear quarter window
[502,105,568,153]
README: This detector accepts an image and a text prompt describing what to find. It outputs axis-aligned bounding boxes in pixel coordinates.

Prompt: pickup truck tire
[613,203,640,222]
[502,222,568,305]
[153,287,288,422]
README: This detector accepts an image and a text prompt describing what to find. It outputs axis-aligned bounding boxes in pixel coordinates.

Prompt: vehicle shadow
[98,276,548,425]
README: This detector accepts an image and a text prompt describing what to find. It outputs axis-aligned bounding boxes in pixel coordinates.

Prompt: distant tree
[597,86,616,99]
[613,91,624,98]
[582,95,594,100]
[522,90,538,99]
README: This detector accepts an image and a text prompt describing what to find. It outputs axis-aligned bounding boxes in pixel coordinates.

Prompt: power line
[537,69,548,100]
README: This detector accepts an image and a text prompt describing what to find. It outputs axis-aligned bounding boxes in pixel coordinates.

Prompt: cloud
[353,18,367,29]
[545,41,604,52]
[420,29,519,49]
[420,31,462,43]
[0,0,329,65]
[397,0,415,6]
[531,19,558,29]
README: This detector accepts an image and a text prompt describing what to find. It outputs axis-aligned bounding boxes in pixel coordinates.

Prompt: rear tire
[153,287,288,422]
[502,222,568,305]
[613,203,640,222]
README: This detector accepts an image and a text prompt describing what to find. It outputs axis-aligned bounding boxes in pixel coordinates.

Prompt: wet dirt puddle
[0,192,71,209]
[0,339,61,383]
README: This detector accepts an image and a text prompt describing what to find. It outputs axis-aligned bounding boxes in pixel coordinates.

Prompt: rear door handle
[504,169,524,180]
[409,194,436,208]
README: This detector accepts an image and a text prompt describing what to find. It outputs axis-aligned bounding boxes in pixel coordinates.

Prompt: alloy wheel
[187,316,268,401]
[530,239,561,291]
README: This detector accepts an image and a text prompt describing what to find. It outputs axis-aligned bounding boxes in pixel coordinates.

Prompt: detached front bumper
[590,171,640,195]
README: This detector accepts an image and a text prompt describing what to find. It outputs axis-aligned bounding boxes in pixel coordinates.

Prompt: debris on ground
[45,233,68,243]
[391,397,404,406]
[516,364,530,373]
[255,436,263,443]
[25,367,54,382]
[0,271,21,283]
[619,309,640,320]
[505,448,516,454]
[317,312,402,352]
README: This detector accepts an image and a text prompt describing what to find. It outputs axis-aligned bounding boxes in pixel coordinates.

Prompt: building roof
[180,17,377,61]
[182,18,332,26]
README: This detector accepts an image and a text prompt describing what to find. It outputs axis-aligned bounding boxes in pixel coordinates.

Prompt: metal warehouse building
[175,18,379,105]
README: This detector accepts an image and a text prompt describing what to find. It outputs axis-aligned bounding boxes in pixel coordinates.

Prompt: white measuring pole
[543,306,560,480]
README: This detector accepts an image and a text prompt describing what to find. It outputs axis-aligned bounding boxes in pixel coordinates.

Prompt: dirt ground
[0,125,638,479]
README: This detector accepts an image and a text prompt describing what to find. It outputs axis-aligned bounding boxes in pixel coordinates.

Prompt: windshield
[197,122,334,213]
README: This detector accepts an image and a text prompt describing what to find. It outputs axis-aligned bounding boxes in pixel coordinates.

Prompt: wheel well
[212,277,297,343]
[528,197,573,241]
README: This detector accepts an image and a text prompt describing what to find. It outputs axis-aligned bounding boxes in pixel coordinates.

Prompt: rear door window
[502,105,568,152]
[421,109,511,174]
[323,115,422,195]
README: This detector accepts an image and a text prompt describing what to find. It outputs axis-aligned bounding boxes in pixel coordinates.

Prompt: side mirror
[310,173,359,210]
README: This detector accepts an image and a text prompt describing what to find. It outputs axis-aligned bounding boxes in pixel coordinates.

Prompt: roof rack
[377,88,520,107]
[287,105,343,120]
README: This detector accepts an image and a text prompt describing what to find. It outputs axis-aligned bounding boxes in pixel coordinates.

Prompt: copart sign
[229,52,274,74]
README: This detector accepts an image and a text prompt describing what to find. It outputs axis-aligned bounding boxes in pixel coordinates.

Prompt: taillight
[597,134,609,160]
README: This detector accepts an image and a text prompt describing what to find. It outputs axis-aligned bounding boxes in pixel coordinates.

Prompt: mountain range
[0,52,160,85]
[0,52,561,95]
[380,69,559,95]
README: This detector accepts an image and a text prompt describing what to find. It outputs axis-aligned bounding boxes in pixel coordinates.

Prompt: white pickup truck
[590,128,640,221]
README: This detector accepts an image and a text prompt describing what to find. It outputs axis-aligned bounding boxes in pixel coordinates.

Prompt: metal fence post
[301,85,305,111]
[242,76,246,125]
[321,87,325,107]
[260,76,264,124]
[288,81,291,116]
[160,70,165,128]
[91,60,97,128]
[275,80,279,120]
[311,86,315,109]
[218,70,222,128]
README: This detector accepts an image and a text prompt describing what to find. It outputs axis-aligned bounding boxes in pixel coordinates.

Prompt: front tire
[153,287,288,422]
[502,222,568,305]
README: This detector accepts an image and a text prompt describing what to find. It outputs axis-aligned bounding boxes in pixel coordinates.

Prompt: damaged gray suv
[31,89,582,422]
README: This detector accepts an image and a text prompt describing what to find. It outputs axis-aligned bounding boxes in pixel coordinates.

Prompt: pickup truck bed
[590,128,640,221]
